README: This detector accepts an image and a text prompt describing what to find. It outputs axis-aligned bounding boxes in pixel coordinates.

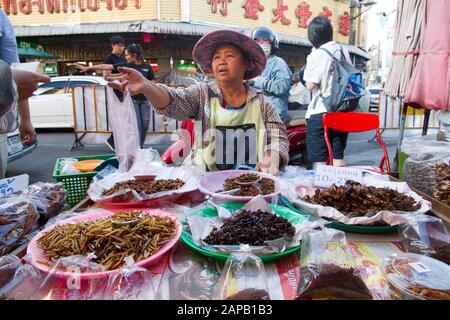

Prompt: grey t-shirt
[0,60,15,117]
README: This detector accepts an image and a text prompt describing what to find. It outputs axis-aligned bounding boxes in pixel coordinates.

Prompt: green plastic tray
[53,154,115,208]
[180,202,308,262]
[279,195,398,234]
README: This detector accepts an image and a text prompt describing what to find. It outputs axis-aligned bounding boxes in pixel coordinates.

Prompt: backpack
[319,47,365,112]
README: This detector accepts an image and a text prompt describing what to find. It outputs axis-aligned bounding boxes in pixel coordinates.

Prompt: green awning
[17,47,58,59]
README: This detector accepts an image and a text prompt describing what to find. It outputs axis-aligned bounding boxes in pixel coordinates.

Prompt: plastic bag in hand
[296,228,372,300]
[103,256,155,300]
[106,87,140,172]
[214,248,270,300]
[400,215,450,265]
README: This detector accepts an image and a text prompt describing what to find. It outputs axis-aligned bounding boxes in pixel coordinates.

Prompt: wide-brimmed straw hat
[192,29,266,80]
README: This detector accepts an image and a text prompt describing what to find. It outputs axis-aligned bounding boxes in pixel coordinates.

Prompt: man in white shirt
[303,16,352,168]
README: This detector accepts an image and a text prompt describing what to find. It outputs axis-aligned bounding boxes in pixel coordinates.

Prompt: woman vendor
[107,30,289,176]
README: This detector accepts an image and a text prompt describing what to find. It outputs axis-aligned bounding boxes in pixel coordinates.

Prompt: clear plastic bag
[401,134,450,156]
[106,87,140,172]
[0,196,40,255]
[0,255,21,289]
[433,157,450,205]
[156,247,220,300]
[37,254,106,300]
[214,249,270,300]
[103,256,155,300]
[92,164,118,183]
[59,158,79,175]
[296,228,373,300]
[0,259,43,300]
[24,182,68,223]
[400,215,450,265]
[403,153,449,196]
[437,110,450,142]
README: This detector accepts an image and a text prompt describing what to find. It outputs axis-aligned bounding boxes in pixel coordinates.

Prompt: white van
[29,76,107,128]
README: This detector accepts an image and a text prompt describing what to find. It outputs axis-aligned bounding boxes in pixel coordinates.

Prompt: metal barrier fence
[71,85,179,150]
[378,94,439,129]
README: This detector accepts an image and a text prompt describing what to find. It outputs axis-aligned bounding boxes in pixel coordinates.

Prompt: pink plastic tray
[198,170,281,203]
[27,208,182,280]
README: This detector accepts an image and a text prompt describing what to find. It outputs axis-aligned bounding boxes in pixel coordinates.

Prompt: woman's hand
[256,150,280,176]
[75,64,89,72]
[12,70,50,100]
[106,67,148,96]
[19,118,36,145]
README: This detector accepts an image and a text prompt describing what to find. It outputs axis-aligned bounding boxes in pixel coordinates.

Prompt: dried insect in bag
[215,250,270,300]
[106,87,140,172]
[0,196,40,255]
[400,215,450,265]
[296,228,373,300]
[403,153,449,196]
[433,158,450,205]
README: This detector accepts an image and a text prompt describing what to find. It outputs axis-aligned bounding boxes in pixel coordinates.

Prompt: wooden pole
[422,108,431,136]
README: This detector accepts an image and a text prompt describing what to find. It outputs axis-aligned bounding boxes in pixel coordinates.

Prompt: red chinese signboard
[339,11,350,36]
[272,0,291,25]
[208,0,231,17]
[295,1,312,28]
[2,0,142,14]
[242,0,265,20]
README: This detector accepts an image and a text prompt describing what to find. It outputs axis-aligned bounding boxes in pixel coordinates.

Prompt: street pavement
[6,128,437,184]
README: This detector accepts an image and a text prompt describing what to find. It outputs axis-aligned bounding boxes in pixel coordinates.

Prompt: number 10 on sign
[314,165,363,188]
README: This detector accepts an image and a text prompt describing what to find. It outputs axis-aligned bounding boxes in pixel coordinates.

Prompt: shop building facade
[2,0,370,76]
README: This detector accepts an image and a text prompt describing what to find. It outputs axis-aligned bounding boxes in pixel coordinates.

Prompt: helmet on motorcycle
[251,27,279,54]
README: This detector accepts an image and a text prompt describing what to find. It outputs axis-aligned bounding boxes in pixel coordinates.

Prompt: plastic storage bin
[52,154,115,207]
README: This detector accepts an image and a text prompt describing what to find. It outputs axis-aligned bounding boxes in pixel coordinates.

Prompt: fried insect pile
[38,210,177,270]
[203,209,295,246]
[221,174,275,196]
[433,162,450,205]
[303,180,421,217]
[102,179,185,197]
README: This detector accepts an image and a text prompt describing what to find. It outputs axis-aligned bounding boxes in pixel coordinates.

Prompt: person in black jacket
[77,44,155,148]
